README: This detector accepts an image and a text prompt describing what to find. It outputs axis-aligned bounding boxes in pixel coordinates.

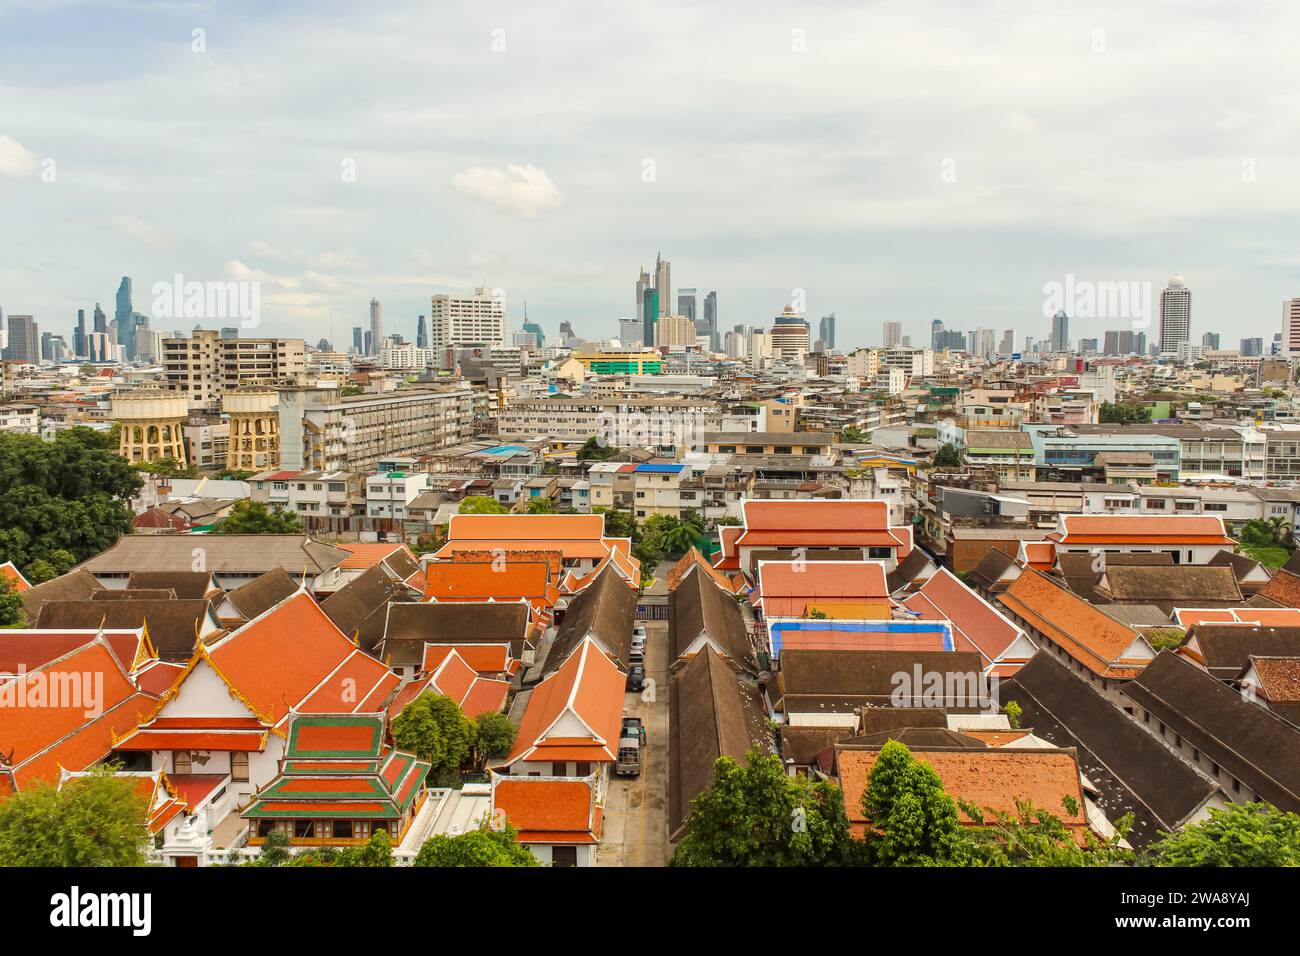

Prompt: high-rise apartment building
[369,298,383,355]
[162,329,306,410]
[677,288,697,321]
[1242,337,1264,357]
[1159,275,1191,354]
[429,287,507,349]
[655,314,696,349]
[883,320,902,347]
[703,292,718,350]
[1201,332,1220,350]
[1282,297,1300,356]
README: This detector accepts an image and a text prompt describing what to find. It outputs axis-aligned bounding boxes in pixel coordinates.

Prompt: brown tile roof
[379,602,532,664]
[1122,651,1300,812]
[18,568,103,622]
[670,563,756,672]
[1104,565,1244,609]
[126,571,216,599]
[669,646,774,841]
[321,564,417,652]
[1000,651,1220,847]
[1181,624,1300,679]
[1256,570,1300,609]
[36,599,220,663]
[221,568,301,621]
[777,649,986,709]
[543,564,637,674]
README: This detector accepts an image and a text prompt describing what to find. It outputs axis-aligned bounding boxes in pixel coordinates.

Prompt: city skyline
[3,3,1300,349]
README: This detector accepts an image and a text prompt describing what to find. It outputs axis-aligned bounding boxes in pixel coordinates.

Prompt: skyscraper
[429,287,507,348]
[999,330,1015,355]
[1242,337,1264,357]
[883,320,902,347]
[819,313,836,350]
[74,309,87,359]
[93,303,107,333]
[1051,310,1069,352]
[115,277,132,338]
[416,314,428,349]
[636,268,652,321]
[353,327,363,352]
[930,319,944,351]
[642,288,659,349]
[1201,332,1220,350]
[654,254,671,318]
[677,288,697,321]
[1158,275,1191,354]
[3,314,39,363]
[369,298,383,355]
[703,291,718,350]
[770,307,810,361]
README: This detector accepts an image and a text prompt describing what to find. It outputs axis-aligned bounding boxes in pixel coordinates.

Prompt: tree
[216,469,256,481]
[576,436,619,461]
[960,797,1132,866]
[932,443,962,470]
[525,496,557,514]
[0,766,149,866]
[332,828,394,867]
[0,577,26,627]
[258,829,292,866]
[0,427,140,579]
[133,457,198,478]
[1099,401,1152,424]
[597,508,636,540]
[391,693,475,784]
[861,741,970,866]
[1148,802,1300,866]
[840,426,867,444]
[414,823,538,867]
[211,499,303,534]
[471,712,517,771]
[459,495,508,515]
[1004,700,1022,729]
[671,747,854,867]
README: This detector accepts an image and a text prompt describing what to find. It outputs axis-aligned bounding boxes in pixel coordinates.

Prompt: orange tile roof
[837,747,1088,835]
[0,561,31,592]
[428,651,477,706]
[298,650,399,714]
[1056,514,1236,546]
[506,637,624,765]
[666,548,743,593]
[1175,607,1300,629]
[1256,570,1300,609]
[206,591,372,725]
[113,729,269,751]
[423,560,555,603]
[755,560,890,617]
[423,643,512,674]
[493,776,595,834]
[337,543,416,571]
[997,570,1149,679]
[438,514,614,560]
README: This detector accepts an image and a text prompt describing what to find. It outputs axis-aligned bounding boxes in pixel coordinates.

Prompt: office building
[618,318,644,348]
[1051,310,1069,352]
[1242,337,1264,358]
[3,314,38,363]
[819,313,837,351]
[883,320,902,347]
[73,309,87,359]
[677,288,697,321]
[703,292,718,350]
[1201,332,1220,350]
[654,254,671,318]
[771,307,810,361]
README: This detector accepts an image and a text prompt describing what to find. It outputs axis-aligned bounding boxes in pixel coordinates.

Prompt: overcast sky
[2,0,1298,351]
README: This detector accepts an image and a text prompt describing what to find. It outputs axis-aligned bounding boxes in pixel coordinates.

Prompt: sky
[2,0,1299,352]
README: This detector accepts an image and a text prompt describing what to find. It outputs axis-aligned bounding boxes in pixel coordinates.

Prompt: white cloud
[0,134,39,178]
[451,164,564,219]
[111,214,173,248]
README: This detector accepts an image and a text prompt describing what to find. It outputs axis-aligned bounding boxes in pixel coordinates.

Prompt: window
[575,761,591,776]
[867,546,893,559]
[231,752,249,783]
[294,820,316,839]
[257,820,277,838]
[174,752,192,775]
[1145,498,1166,509]
[552,845,578,868]
[552,762,568,776]
[333,820,353,839]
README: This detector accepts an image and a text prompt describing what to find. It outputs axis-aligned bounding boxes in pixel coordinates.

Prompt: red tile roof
[904,567,1031,672]
[492,776,597,842]
[755,560,890,618]
[0,561,31,592]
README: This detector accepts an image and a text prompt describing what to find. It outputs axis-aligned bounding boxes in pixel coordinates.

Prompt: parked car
[626,664,646,692]
[616,717,644,776]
